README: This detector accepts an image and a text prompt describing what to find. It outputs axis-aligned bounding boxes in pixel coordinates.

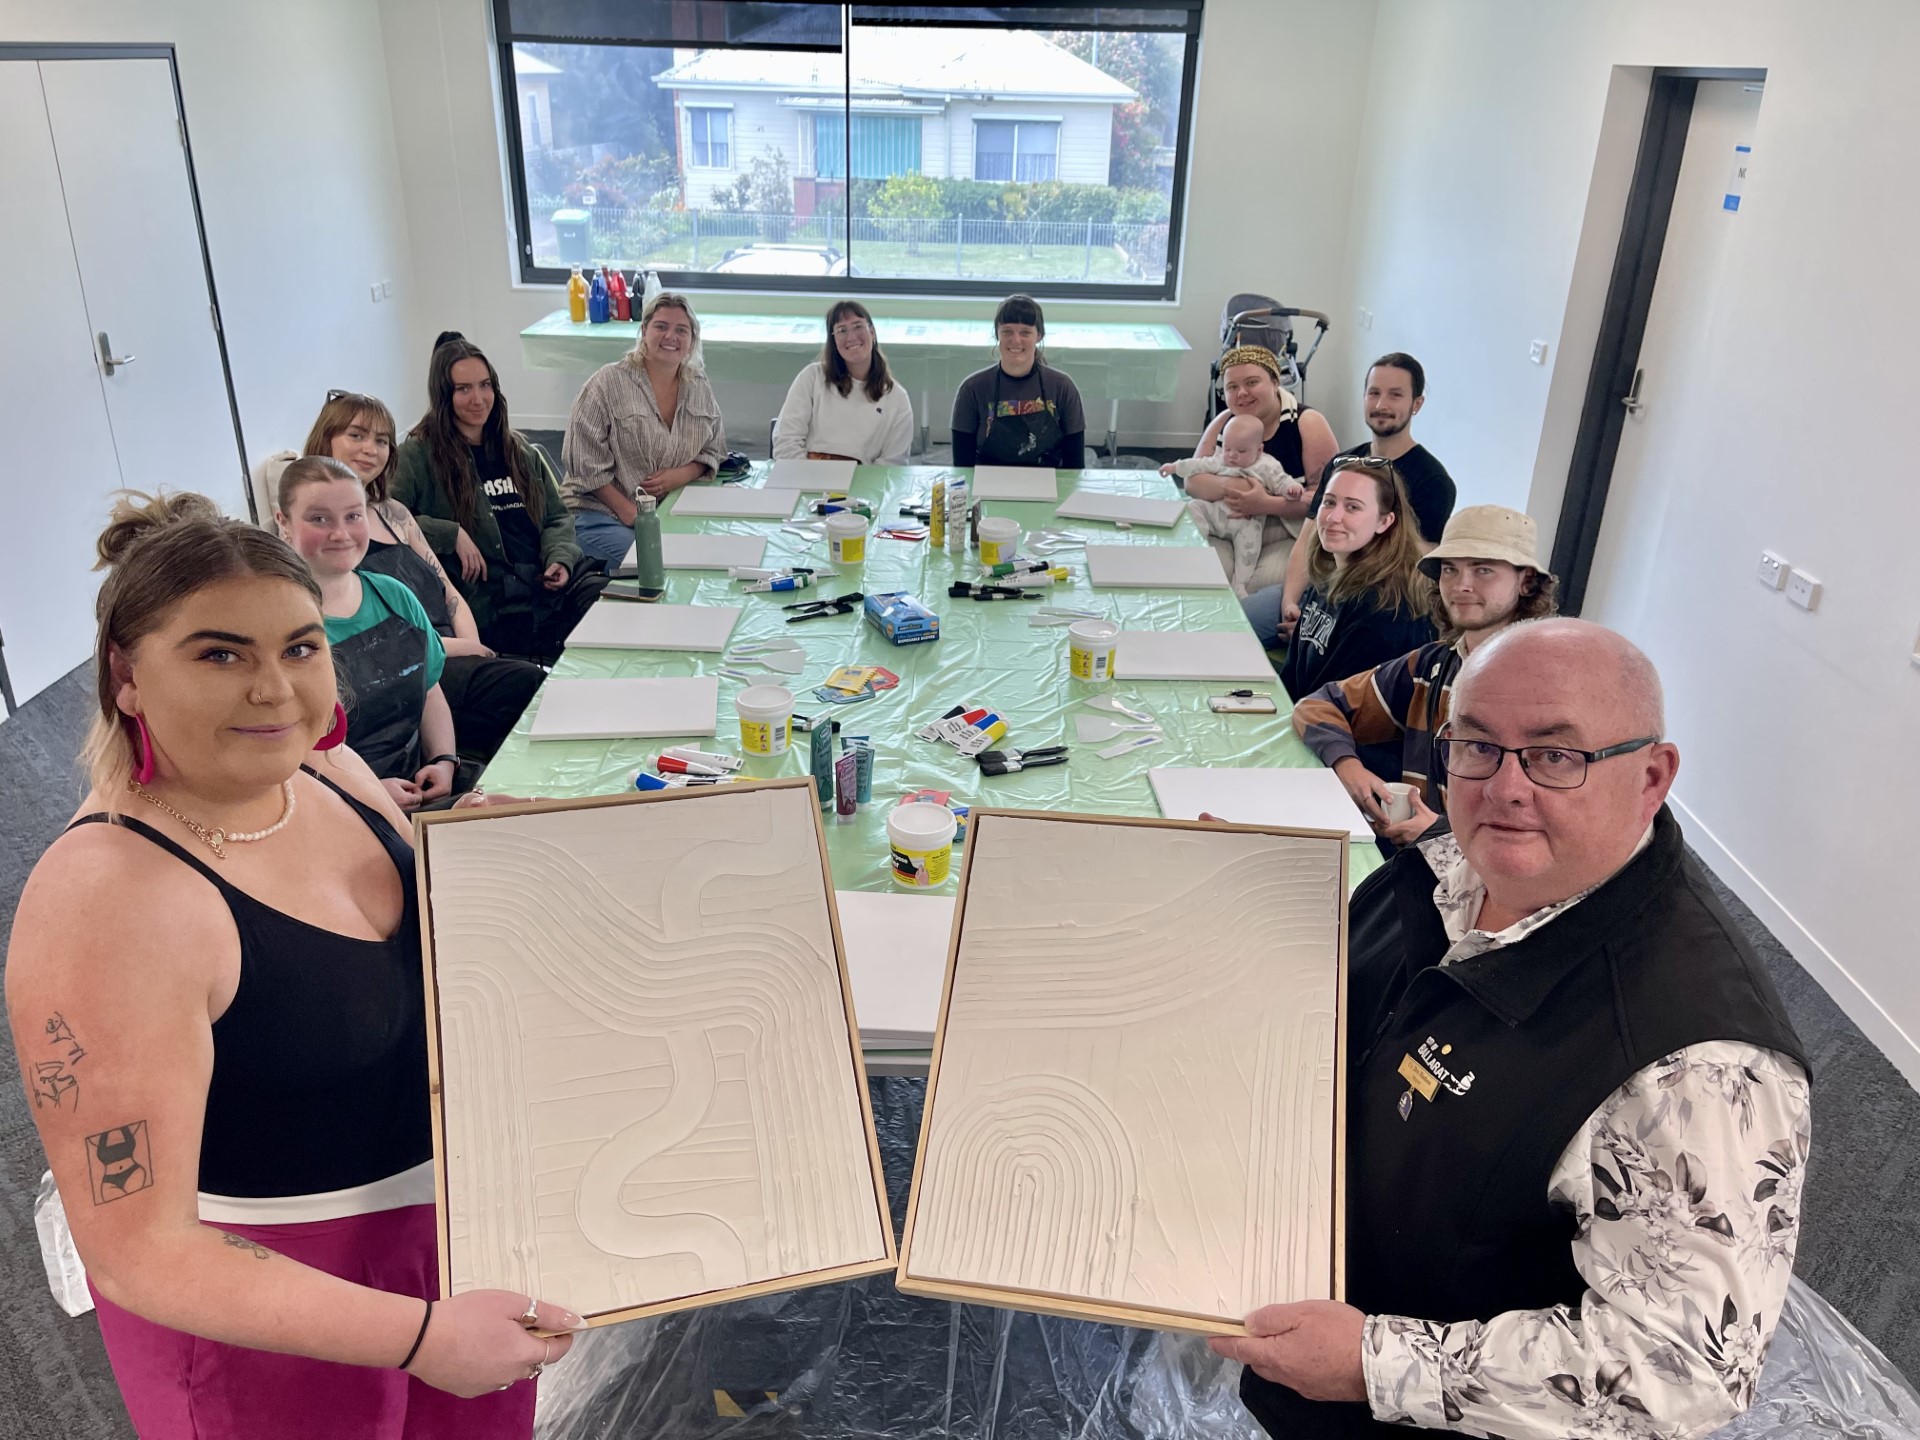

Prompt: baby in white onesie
[1164,414,1306,595]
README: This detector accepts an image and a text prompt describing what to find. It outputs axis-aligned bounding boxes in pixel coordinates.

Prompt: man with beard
[1293,506,1557,848]
[1262,354,1456,642]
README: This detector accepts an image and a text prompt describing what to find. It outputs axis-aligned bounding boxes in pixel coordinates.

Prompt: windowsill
[507,276,1183,309]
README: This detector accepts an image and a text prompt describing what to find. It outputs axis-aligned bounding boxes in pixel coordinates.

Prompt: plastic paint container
[809,719,836,808]
[834,748,858,817]
[735,684,794,757]
[976,516,1021,567]
[888,801,958,887]
[1067,619,1121,682]
[825,511,868,565]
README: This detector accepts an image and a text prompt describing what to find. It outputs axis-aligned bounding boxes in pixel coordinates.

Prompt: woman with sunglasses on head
[4,491,578,1439]
[950,294,1086,470]
[562,290,727,569]
[773,300,914,465]
[1272,456,1437,703]
[392,333,601,665]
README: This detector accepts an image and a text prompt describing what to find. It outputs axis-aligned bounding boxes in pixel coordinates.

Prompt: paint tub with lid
[825,511,868,565]
[734,684,794,756]
[888,801,958,887]
[1067,618,1120,681]
[976,516,1021,566]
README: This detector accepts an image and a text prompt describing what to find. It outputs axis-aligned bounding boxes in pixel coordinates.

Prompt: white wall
[1343,0,1920,1084]
[375,0,1382,446]
[0,1,419,482]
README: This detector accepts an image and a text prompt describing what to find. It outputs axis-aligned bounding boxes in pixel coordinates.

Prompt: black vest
[1241,807,1807,1438]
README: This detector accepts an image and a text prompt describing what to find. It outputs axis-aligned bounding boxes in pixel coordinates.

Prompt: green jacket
[391,431,584,629]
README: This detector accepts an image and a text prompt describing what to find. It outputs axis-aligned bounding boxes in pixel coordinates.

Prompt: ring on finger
[543,1337,554,1366]
[517,1298,539,1326]
[527,1363,544,1381]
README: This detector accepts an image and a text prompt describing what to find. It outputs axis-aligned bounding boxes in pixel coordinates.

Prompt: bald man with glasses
[1218,619,1812,1440]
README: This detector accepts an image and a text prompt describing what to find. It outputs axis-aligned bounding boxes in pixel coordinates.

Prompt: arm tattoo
[84,1121,154,1204]
[29,1013,87,1111]
[221,1231,273,1260]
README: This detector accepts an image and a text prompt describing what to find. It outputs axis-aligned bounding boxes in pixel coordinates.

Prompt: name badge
[1398,1052,1440,1101]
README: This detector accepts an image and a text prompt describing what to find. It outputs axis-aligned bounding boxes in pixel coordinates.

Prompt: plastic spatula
[723,649,807,675]
[731,638,804,656]
[1083,694,1155,723]
[1074,713,1163,744]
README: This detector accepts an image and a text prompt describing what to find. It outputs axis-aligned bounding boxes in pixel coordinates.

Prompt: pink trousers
[91,1203,536,1440]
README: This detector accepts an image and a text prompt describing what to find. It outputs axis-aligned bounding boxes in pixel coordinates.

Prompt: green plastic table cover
[519,311,1190,399]
[482,465,1381,936]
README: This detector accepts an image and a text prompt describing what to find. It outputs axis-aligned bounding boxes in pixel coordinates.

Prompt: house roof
[512,47,563,77]
[652,28,1135,106]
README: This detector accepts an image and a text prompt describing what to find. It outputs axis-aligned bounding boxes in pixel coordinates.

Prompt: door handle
[1620,366,1644,415]
[97,332,137,377]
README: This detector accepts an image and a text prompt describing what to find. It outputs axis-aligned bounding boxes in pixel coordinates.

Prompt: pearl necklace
[128,779,297,861]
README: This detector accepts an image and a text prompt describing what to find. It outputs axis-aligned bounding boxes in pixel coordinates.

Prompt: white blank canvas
[1085,543,1231,590]
[422,786,891,1320]
[968,466,1058,501]
[1052,491,1187,527]
[903,813,1344,1327]
[529,676,720,741]
[1149,766,1374,843]
[1115,629,1274,682]
[836,890,953,1049]
[567,603,743,653]
[765,458,856,490]
[670,487,800,519]
[623,534,768,570]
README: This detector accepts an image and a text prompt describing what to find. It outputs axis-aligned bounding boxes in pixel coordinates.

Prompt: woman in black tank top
[5,492,576,1439]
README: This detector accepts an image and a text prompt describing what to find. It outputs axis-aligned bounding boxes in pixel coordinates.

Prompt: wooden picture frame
[414,778,896,1329]
[896,809,1349,1337]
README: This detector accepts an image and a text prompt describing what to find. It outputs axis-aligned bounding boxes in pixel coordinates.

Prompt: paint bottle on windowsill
[609,267,630,322]
[588,267,610,324]
[567,266,588,324]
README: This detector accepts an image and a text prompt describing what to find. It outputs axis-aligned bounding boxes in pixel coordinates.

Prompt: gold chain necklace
[128,779,297,861]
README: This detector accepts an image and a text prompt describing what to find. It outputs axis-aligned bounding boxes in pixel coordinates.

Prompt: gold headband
[1220,345,1282,383]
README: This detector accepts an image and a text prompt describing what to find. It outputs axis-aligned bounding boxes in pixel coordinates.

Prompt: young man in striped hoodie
[1292,506,1556,848]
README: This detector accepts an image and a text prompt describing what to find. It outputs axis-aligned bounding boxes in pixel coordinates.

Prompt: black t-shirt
[1308,441,1456,544]
[470,440,542,567]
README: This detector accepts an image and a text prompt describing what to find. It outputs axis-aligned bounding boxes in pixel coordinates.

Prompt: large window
[496,1,1203,299]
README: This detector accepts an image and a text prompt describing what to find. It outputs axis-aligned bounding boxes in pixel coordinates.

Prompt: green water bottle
[630,494,665,587]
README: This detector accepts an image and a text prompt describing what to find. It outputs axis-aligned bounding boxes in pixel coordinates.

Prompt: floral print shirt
[1359,833,1813,1439]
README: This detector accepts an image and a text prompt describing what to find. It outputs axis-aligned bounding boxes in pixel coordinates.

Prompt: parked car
[708,243,862,277]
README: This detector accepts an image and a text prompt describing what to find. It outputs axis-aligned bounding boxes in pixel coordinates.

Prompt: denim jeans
[572,509,634,568]
[1241,584,1287,649]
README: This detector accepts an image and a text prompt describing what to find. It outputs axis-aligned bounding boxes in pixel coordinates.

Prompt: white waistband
[197,1160,436,1226]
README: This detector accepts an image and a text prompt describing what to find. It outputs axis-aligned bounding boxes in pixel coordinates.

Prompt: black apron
[333,578,431,781]
[360,537,454,635]
[978,365,1064,467]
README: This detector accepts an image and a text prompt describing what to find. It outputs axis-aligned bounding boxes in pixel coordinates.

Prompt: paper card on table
[968,466,1058,501]
[1084,543,1230,590]
[529,676,720,741]
[670,486,801,519]
[626,533,768,570]
[835,889,954,1048]
[765,458,857,490]
[1052,491,1187,527]
[1148,766,1374,843]
[1114,629,1273,682]
[567,602,743,653]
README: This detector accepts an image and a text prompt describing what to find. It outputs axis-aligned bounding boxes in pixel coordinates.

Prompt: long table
[479,464,1379,1065]
[518,311,1190,457]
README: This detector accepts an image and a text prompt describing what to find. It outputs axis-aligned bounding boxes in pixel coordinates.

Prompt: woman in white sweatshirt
[773,300,915,465]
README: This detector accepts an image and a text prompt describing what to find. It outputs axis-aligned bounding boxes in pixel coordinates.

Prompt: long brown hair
[411,333,543,531]
[820,299,893,403]
[1427,565,1559,642]
[1302,459,1431,615]
[82,491,325,805]
[302,391,398,500]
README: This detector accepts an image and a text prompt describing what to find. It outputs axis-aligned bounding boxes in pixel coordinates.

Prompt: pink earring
[314,701,350,751]
[131,715,157,785]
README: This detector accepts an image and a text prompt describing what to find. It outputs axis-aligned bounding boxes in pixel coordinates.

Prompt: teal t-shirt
[324,570,446,690]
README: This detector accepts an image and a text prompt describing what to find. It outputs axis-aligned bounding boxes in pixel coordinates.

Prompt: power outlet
[1785,570,1822,611]
[1756,551,1790,590]
[1529,340,1549,365]
[1356,307,1373,331]
[369,283,382,303]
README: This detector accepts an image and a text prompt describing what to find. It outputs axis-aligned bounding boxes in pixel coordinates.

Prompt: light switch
[1529,340,1549,365]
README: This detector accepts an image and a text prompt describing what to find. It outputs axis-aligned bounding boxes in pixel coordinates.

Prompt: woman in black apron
[951,293,1088,470]
[277,457,464,812]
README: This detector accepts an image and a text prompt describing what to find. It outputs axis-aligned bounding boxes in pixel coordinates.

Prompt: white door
[0,55,242,712]
[1583,81,1764,633]
[0,62,126,709]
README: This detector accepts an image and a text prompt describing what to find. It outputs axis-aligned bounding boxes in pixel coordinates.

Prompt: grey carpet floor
[1,663,1913,1438]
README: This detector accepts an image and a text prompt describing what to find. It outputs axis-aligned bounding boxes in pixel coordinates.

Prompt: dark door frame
[1549,66,1765,615]
[0,43,253,523]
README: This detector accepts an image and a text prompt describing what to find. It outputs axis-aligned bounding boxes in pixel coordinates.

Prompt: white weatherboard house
[653,28,1135,213]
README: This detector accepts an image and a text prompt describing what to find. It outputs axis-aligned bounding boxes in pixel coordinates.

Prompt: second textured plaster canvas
[422,785,892,1323]
[902,813,1344,1331]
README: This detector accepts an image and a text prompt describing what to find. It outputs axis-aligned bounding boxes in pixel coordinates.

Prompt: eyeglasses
[831,322,871,340]
[1436,730,1660,790]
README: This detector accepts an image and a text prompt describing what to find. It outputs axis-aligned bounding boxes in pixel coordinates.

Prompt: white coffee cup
[1383,782,1416,824]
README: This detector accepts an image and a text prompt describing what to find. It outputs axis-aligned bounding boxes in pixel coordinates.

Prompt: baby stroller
[1205,294,1331,426]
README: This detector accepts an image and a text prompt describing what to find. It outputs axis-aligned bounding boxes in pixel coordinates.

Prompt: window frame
[683,103,734,171]
[494,1,1205,301]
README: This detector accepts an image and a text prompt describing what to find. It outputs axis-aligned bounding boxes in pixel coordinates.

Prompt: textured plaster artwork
[425,788,889,1318]
[908,815,1342,1323]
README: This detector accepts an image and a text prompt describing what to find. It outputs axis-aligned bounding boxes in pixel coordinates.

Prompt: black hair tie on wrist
[430,754,460,769]
[399,1299,434,1371]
